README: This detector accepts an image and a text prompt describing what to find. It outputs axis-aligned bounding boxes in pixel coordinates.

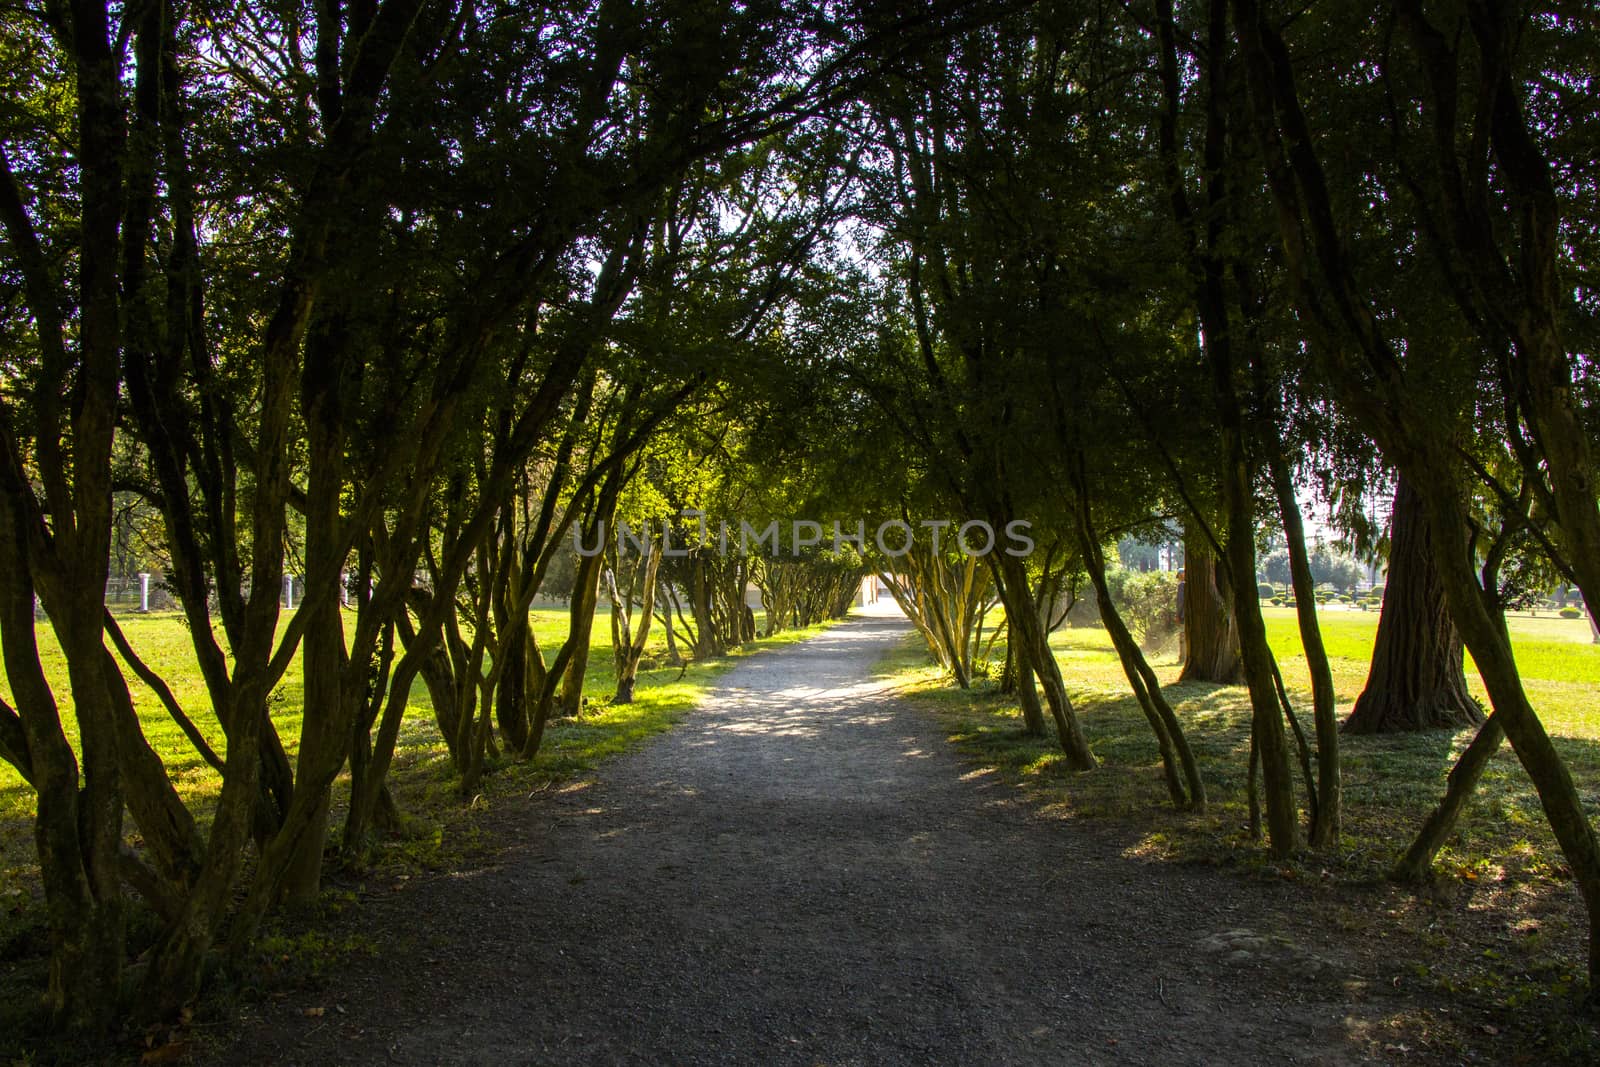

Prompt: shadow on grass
[881,631,1600,1054]
[1,615,842,1060]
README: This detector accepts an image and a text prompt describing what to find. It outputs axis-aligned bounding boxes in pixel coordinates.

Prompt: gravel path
[210,609,1384,1065]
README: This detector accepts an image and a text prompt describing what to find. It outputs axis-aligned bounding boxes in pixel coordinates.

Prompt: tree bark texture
[1345,477,1483,733]
[1179,529,1242,684]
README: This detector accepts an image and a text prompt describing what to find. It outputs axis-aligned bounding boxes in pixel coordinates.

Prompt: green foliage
[1103,568,1179,645]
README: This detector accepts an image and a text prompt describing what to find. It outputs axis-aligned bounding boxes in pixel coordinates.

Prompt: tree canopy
[2,0,1599,1032]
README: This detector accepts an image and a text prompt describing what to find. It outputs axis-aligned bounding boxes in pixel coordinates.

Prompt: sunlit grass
[0,607,833,917]
[880,603,1600,1024]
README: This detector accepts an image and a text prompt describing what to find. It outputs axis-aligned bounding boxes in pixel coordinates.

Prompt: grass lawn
[0,607,835,949]
[878,603,1600,1044]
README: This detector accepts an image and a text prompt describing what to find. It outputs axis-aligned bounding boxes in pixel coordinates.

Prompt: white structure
[138,572,151,613]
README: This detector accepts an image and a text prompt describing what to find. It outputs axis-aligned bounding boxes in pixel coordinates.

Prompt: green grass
[883,605,1600,839]
[879,604,1600,1043]
[0,608,835,948]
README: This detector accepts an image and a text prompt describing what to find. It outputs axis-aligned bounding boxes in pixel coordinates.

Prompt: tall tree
[1345,476,1483,733]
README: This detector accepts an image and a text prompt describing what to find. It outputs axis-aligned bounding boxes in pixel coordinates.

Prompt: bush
[1369,584,1386,599]
[1257,583,1275,599]
[1105,567,1179,646]
[1271,596,1284,606]
[1560,607,1582,620]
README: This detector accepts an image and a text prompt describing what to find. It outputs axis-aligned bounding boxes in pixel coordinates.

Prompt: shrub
[1560,607,1582,620]
[1106,567,1180,646]
[1258,583,1275,599]
[1271,596,1284,606]
[1370,584,1386,599]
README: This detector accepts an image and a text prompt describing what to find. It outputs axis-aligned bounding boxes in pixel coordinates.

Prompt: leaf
[140,1041,192,1064]
[304,1006,326,1018]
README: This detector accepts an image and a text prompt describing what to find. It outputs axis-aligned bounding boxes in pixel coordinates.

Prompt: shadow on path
[210,612,1377,1066]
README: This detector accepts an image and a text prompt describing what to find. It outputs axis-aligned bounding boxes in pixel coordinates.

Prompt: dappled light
[2,0,1597,1060]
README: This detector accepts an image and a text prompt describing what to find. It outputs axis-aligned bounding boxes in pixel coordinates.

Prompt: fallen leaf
[140,1041,192,1064]
[304,1006,326,1018]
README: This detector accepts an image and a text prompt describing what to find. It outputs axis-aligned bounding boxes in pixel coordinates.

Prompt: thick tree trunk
[1345,477,1483,733]
[494,625,533,752]
[419,639,460,757]
[1179,530,1241,683]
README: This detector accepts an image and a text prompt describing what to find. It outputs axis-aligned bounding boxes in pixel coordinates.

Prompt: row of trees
[0,0,927,1031]
[2,0,1598,1034]
[823,0,1600,996]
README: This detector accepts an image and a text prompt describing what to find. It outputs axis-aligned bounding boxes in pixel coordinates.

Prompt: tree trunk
[1268,447,1341,847]
[1009,621,1047,738]
[658,580,684,666]
[1345,478,1483,733]
[612,536,662,704]
[557,548,606,717]
[995,552,1095,770]
[0,497,122,1031]
[1179,529,1241,683]
[495,624,533,752]
[1392,714,1506,882]
[689,555,722,660]
[1417,478,1600,986]
[418,639,460,758]
[1070,467,1204,809]
[281,585,343,906]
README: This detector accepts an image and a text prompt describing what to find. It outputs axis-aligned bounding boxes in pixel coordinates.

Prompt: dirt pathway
[210,610,1384,1065]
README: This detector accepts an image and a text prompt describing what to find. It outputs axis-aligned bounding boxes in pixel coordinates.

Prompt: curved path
[213,609,1376,1065]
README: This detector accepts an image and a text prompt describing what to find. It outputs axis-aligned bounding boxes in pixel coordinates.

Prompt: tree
[1231,0,1600,982]
[1179,529,1242,683]
[1345,477,1483,733]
